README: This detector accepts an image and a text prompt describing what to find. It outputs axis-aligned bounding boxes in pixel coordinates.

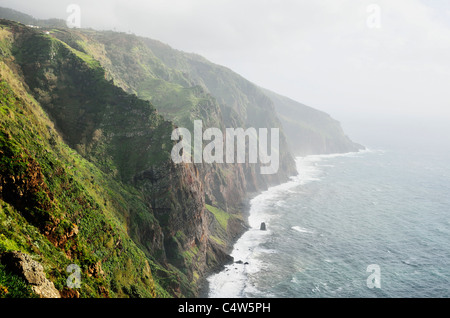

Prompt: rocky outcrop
[134,160,209,293]
[0,251,60,298]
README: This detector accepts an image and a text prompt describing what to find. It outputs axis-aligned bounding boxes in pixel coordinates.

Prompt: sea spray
[207,155,326,297]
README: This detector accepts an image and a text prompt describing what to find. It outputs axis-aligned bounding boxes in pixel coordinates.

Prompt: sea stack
[260,222,266,231]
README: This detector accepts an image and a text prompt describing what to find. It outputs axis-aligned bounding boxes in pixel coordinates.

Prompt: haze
[2,0,449,149]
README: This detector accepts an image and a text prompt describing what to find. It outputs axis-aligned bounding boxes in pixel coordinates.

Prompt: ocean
[207,140,450,298]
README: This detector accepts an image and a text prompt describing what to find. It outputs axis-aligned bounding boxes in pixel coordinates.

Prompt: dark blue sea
[207,135,450,298]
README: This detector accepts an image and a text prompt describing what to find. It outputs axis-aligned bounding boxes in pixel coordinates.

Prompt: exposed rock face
[8,23,294,296]
[134,161,209,281]
[0,16,364,298]
[60,287,80,298]
[0,251,60,298]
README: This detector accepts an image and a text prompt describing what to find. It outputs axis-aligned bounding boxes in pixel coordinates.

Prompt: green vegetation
[0,22,180,297]
[63,41,102,70]
[205,204,230,231]
[0,18,286,299]
[0,75,165,297]
[0,263,36,298]
[0,6,363,299]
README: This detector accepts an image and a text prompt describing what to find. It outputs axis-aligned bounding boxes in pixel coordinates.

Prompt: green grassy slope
[0,4,364,298]
[0,20,183,298]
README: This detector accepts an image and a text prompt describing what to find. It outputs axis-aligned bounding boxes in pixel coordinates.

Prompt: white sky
[1,0,450,147]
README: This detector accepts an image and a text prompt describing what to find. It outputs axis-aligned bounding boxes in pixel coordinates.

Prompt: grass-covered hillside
[0,5,363,299]
[0,19,204,298]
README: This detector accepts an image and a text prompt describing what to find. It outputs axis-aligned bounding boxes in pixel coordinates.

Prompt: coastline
[197,191,256,298]
[201,149,368,298]
[203,160,305,298]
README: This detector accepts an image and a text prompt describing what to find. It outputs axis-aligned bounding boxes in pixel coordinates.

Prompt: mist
[2,0,449,150]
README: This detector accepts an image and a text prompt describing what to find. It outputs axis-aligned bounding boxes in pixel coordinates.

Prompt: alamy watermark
[66,264,81,289]
[366,4,382,29]
[366,264,381,289]
[171,120,280,175]
[66,4,81,28]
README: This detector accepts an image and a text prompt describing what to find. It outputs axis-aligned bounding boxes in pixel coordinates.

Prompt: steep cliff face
[262,89,364,156]
[49,28,295,268]
[0,17,256,297]
[1,7,364,298]
[139,37,298,187]
[0,20,209,297]
[0,35,164,300]
[134,161,207,285]
[50,28,297,213]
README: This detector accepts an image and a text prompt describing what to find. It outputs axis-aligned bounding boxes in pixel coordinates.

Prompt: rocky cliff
[0,8,363,298]
[0,18,251,297]
[262,89,364,156]
[1,19,199,297]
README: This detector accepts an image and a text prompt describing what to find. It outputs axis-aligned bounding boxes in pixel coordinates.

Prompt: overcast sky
[1,0,450,147]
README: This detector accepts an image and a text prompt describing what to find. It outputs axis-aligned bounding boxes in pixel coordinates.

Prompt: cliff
[262,89,364,156]
[0,19,181,297]
[0,7,363,298]
[0,18,250,297]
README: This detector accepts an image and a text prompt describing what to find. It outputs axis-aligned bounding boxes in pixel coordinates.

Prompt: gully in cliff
[171,120,280,175]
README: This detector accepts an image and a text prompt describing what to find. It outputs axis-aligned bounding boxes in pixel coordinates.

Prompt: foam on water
[207,151,363,298]
[207,147,450,298]
[291,226,314,234]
